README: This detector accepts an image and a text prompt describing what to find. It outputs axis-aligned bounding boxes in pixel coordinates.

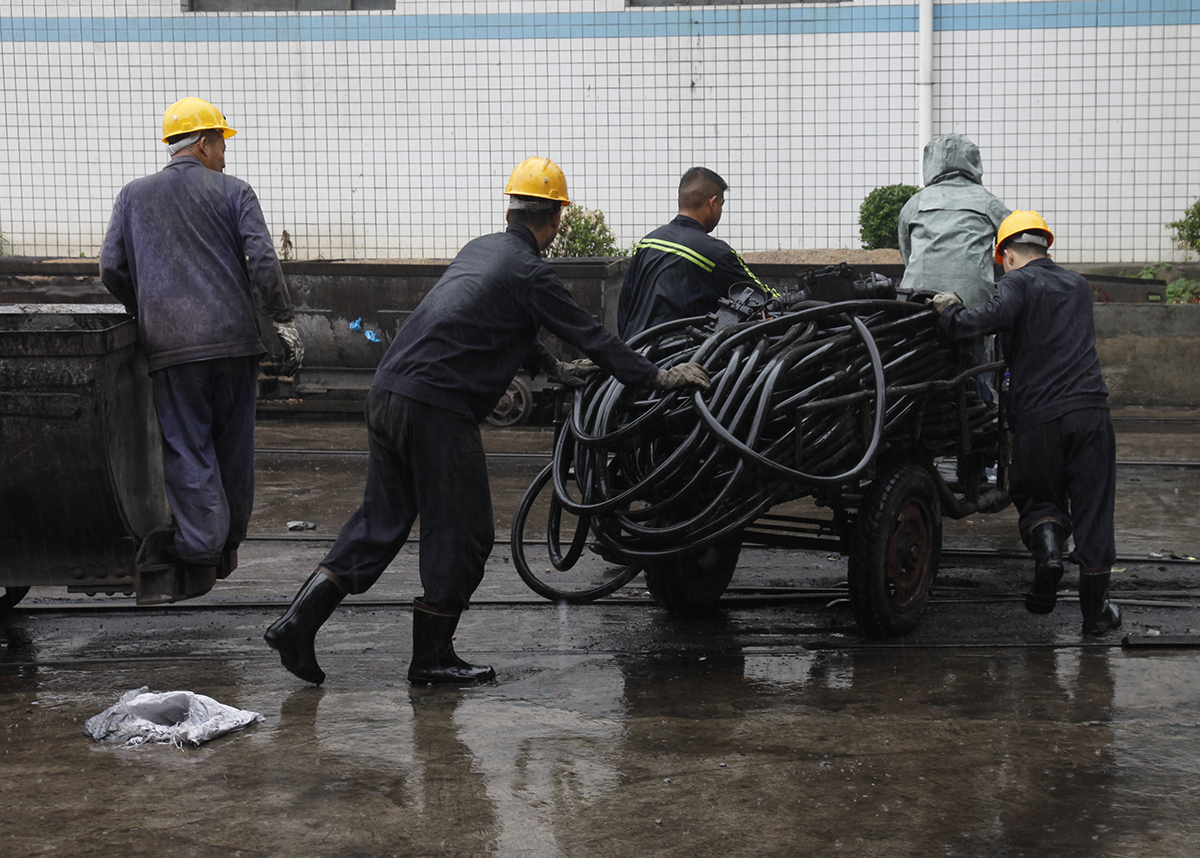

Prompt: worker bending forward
[265,157,709,686]
[100,97,302,578]
[932,211,1120,636]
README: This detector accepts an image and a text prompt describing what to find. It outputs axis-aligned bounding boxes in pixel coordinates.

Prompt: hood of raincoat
[923,134,984,187]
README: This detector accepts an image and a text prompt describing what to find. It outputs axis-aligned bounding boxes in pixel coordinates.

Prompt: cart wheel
[643,536,742,617]
[511,462,640,602]
[848,464,942,638]
[487,375,534,427]
[1,586,30,610]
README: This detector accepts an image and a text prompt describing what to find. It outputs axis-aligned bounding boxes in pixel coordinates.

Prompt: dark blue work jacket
[938,256,1109,432]
[373,222,659,422]
[99,156,294,373]
[618,215,770,339]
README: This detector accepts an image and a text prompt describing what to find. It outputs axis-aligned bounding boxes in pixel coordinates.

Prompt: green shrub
[545,204,625,258]
[1137,264,1200,303]
[1167,197,1200,253]
[1166,278,1200,304]
[858,184,919,250]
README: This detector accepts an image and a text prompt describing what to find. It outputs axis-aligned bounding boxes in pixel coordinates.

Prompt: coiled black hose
[549,298,994,565]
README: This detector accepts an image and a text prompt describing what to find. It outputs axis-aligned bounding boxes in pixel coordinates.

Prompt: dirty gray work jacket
[100,156,294,373]
[937,256,1108,433]
[898,135,1011,308]
[617,215,771,339]
[373,222,660,422]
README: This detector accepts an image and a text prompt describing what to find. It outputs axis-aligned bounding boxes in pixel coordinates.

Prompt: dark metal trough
[0,307,172,601]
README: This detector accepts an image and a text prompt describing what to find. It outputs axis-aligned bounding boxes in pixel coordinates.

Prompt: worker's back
[898,134,1011,308]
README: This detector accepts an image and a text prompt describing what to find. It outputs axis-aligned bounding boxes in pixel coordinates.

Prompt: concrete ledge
[1095,304,1200,407]
[3,258,1198,406]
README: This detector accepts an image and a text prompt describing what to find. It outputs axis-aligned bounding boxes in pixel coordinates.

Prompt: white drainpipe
[918,0,935,184]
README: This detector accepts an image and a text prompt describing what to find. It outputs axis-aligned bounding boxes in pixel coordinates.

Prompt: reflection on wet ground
[3,414,1200,856]
[4,606,1200,857]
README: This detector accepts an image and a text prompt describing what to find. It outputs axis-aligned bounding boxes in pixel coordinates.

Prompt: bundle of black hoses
[550,298,995,565]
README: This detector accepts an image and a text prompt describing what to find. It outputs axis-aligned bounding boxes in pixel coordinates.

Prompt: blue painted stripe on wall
[0,1,1196,43]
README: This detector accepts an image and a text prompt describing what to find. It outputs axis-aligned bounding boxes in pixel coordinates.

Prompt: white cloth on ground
[84,686,264,748]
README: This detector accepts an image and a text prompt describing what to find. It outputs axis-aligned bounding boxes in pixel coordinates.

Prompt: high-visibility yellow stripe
[636,237,780,298]
[733,250,779,296]
[637,238,716,272]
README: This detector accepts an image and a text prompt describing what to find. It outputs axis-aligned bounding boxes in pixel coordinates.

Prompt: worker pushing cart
[932,211,1121,637]
[512,265,1012,638]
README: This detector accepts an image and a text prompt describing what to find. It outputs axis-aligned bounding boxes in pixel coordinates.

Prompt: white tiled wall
[1,1,1197,263]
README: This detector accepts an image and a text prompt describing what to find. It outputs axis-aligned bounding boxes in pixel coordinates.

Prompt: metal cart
[510,269,1011,638]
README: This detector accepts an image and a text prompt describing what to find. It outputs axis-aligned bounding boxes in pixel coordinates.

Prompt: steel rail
[257,448,552,462]
[8,587,1195,616]
[237,532,1200,567]
[257,448,1200,470]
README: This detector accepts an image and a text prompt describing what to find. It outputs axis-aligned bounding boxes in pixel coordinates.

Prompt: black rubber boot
[216,545,238,580]
[1080,569,1122,636]
[408,601,496,686]
[1024,520,1065,614]
[264,570,345,685]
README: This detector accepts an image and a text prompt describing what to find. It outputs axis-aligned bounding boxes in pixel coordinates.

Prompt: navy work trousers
[320,389,494,612]
[1009,407,1116,569]
[152,355,259,563]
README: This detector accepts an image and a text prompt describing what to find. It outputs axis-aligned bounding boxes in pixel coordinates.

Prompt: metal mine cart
[0,307,210,607]
[510,266,1012,638]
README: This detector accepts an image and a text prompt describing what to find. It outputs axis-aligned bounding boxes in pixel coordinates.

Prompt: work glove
[649,362,710,391]
[931,291,963,314]
[273,320,305,377]
[548,358,600,388]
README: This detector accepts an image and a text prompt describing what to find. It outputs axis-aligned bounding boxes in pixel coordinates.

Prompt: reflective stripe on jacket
[617,214,772,339]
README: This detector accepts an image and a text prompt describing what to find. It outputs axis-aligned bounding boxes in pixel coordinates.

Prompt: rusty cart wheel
[848,464,942,638]
[643,535,742,617]
[511,463,640,602]
[1,586,30,610]
[487,375,534,427]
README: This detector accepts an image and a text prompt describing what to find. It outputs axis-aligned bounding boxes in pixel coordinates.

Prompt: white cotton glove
[273,320,305,376]
[649,363,710,391]
[548,358,600,388]
[931,292,963,314]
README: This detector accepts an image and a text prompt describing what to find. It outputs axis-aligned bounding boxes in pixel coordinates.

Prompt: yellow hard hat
[504,157,571,205]
[995,210,1054,263]
[161,97,237,143]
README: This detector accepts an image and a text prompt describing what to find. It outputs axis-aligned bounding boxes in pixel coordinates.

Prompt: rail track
[258,448,1200,470]
[5,440,1196,623]
[8,586,1198,615]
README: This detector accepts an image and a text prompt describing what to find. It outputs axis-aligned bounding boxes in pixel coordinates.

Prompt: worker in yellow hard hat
[99,97,302,583]
[930,211,1121,637]
[265,157,709,688]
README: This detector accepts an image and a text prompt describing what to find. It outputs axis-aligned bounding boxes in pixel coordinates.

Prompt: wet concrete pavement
[3,411,1200,857]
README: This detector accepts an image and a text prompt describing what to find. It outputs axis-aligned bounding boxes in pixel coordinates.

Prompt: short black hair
[509,196,562,230]
[1000,231,1051,259]
[679,167,728,210]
